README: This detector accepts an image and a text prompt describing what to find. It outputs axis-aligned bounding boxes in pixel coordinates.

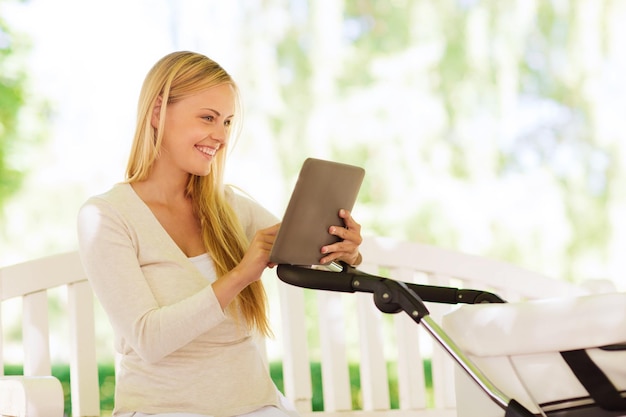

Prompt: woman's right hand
[237,222,281,280]
[212,223,280,309]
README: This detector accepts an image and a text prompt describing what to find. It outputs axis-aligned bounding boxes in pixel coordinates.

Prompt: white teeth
[196,146,216,156]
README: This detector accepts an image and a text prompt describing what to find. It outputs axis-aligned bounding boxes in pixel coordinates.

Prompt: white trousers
[117,392,299,417]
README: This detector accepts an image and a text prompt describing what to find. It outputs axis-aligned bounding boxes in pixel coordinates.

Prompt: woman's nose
[212,124,227,143]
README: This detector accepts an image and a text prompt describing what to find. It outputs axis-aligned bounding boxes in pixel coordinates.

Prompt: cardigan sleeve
[77,196,227,364]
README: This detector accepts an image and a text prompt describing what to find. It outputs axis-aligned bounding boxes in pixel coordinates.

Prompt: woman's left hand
[320,209,363,266]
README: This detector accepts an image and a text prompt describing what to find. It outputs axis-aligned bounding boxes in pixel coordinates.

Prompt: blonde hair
[125,51,271,336]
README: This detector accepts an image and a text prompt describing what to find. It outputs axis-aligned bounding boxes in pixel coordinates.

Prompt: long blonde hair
[125,51,271,336]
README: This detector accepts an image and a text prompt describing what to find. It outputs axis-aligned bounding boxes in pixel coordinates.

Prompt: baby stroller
[276,262,626,417]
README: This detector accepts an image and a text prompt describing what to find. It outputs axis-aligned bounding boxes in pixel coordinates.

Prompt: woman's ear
[151,96,163,128]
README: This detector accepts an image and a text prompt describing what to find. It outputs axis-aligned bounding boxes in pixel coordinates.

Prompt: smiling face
[152,83,235,178]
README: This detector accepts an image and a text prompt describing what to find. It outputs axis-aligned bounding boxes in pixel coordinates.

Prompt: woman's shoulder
[83,183,136,206]
[78,183,155,240]
[79,183,145,220]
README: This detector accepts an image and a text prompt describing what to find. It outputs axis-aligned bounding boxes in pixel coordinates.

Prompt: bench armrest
[0,376,64,417]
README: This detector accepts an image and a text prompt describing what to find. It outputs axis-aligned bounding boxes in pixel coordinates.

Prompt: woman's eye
[225,119,232,127]
[203,115,214,122]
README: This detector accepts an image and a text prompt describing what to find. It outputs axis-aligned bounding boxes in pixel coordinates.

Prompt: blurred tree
[263,0,623,284]
[365,1,613,282]
[0,0,31,215]
[2,0,619,284]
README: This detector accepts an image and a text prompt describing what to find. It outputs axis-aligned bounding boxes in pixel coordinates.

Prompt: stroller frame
[277,263,626,417]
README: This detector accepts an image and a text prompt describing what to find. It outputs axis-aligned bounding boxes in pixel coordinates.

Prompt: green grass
[6,360,433,415]
[268,360,433,411]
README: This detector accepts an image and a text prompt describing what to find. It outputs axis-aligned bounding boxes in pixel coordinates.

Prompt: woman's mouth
[195,145,217,158]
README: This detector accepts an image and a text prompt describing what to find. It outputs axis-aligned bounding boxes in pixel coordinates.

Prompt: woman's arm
[211,223,280,309]
[77,199,227,364]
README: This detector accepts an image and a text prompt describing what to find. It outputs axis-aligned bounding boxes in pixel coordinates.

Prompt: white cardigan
[77,183,281,417]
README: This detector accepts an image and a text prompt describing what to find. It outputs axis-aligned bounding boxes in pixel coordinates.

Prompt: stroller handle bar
[276,263,534,417]
[276,263,506,304]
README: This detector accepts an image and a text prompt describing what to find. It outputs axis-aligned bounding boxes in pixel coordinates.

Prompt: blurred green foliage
[1,0,623,284]
[266,0,619,283]
[0,3,27,210]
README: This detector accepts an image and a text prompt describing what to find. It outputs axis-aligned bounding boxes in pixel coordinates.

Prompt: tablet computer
[269,158,365,266]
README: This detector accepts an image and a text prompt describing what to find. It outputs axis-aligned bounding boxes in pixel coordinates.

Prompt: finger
[257,223,281,243]
[332,209,359,232]
[319,249,353,265]
[324,241,357,256]
[339,209,360,229]
[328,225,346,239]
[319,252,340,265]
[328,227,362,248]
[264,223,281,235]
[262,233,277,245]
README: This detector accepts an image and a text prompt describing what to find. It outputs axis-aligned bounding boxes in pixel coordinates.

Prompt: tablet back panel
[270,158,365,266]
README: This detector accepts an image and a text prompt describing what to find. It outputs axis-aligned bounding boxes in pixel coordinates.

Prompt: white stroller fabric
[442,292,626,417]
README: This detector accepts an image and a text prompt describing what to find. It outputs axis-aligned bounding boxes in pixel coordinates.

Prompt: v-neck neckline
[123,182,204,260]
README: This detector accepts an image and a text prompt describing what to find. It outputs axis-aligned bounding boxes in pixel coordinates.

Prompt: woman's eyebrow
[200,107,220,115]
[200,108,234,118]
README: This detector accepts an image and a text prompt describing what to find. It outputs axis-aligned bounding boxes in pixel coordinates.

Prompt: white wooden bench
[0,236,583,417]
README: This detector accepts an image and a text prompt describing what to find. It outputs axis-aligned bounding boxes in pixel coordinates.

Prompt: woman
[77,51,363,417]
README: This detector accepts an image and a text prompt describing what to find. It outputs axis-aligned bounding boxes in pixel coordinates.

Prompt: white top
[189,253,217,283]
[77,183,280,417]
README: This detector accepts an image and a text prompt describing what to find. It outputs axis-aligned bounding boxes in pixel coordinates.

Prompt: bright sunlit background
[2,0,626,294]
[2,1,626,413]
